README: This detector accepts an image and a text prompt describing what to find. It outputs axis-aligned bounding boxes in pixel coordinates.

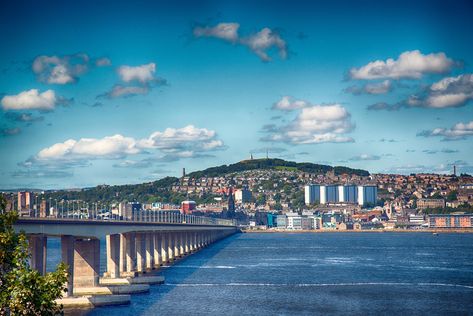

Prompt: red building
[181,200,196,214]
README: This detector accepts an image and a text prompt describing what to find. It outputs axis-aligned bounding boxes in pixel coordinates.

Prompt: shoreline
[242,229,473,234]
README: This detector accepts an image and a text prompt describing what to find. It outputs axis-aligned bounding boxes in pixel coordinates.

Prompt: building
[235,188,252,204]
[306,184,377,206]
[286,213,302,230]
[267,213,278,228]
[117,202,142,219]
[429,214,473,228]
[17,191,33,212]
[305,184,322,205]
[408,214,425,224]
[417,198,445,209]
[338,185,358,203]
[181,200,196,214]
[276,215,287,229]
[301,217,313,230]
[357,185,377,206]
[39,199,50,218]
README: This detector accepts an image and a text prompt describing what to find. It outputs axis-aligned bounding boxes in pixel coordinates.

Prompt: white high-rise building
[357,185,377,206]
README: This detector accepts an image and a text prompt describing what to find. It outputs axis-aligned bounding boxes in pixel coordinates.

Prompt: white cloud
[424,74,473,108]
[417,120,473,141]
[193,22,287,62]
[118,63,156,83]
[272,96,308,111]
[32,53,89,84]
[193,23,240,42]
[349,50,454,80]
[263,103,355,144]
[25,125,226,168]
[241,27,287,62]
[36,135,140,161]
[1,89,57,111]
[139,125,225,152]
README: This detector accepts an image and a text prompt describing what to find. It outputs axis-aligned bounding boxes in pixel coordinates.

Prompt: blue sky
[1,0,472,189]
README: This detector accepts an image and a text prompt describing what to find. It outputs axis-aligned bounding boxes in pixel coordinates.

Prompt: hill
[40,159,368,205]
[187,158,369,178]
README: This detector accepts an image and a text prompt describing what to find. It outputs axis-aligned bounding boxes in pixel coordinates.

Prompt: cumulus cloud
[32,53,90,84]
[193,22,240,42]
[345,80,392,95]
[262,103,355,144]
[193,22,287,62]
[250,147,288,154]
[100,62,166,99]
[272,96,308,111]
[1,89,57,111]
[417,120,473,141]
[118,63,156,83]
[23,125,226,169]
[349,50,455,80]
[422,74,473,108]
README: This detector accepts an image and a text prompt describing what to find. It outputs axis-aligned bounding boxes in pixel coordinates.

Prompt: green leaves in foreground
[0,196,68,315]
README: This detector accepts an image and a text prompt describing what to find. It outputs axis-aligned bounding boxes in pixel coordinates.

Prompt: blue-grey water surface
[47,232,473,315]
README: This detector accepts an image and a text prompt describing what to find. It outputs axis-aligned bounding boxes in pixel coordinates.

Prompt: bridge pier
[28,234,47,275]
[136,233,145,273]
[74,238,100,288]
[145,233,154,271]
[61,235,75,297]
[124,232,137,276]
[153,233,161,268]
[105,234,120,278]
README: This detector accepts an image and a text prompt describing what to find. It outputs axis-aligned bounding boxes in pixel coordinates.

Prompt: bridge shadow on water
[66,233,241,316]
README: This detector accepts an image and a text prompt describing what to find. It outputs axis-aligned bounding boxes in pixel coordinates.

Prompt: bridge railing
[12,208,236,227]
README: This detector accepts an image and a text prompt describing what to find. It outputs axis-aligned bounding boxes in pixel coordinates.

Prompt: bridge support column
[61,235,74,297]
[105,234,120,278]
[124,232,136,276]
[136,233,145,273]
[179,233,185,256]
[145,233,154,271]
[167,232,174,262]
[173,232,180,258]
[184,232,190,254]
[73,238,100,288]
[153,233,162,268]
[160,233,168,263]
[28,234,47,275]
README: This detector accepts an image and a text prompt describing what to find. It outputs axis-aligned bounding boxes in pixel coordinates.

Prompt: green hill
[187,158,369,178]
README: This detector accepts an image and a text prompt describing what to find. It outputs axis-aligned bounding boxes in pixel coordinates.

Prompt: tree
[0,196,68,315]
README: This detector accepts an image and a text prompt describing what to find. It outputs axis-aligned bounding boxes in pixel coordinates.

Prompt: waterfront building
[276,215,287,229]
[417,198,445,209]
[301,217,312,230]
[408,214,425,224]
[286,212,302,230]
[325,185,339,203]
[429,214,473,228]
[267,213,278,228]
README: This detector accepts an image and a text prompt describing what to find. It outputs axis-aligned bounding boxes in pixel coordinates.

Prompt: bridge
[13,213,238,306]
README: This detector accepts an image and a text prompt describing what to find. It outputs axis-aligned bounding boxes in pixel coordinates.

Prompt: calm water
[49,232,473,315]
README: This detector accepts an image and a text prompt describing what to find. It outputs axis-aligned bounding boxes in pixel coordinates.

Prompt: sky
[0,0,472,189]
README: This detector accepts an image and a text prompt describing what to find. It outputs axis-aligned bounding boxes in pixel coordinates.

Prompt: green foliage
[446,190,458,202]
[422,203,473,214]
[0,197,68,315]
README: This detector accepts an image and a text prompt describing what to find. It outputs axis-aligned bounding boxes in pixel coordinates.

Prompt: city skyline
[1,0,473,189]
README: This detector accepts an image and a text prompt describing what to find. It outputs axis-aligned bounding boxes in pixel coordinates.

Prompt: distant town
[3,158,473,231]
